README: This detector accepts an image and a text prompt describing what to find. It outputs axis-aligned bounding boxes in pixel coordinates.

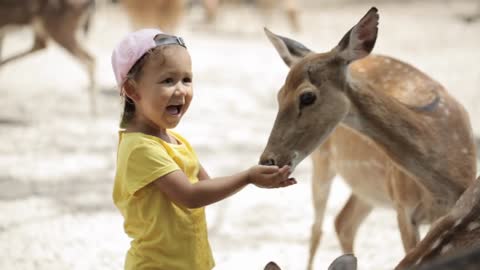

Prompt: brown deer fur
[259,8,476,270]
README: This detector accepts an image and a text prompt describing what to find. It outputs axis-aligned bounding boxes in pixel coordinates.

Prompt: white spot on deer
[453,133,460,141]
[462,148,469,154]
[444,109,450,116]
[405,81,416,92]
[357,67,366,73]
[430,238,442,250]
[453,218,463,228]
[291,151,301,169]
[32,17,48,39]
[474,184,480,195]
[384,58,391,64]
[440,244,453,254]
[467,222,480,231]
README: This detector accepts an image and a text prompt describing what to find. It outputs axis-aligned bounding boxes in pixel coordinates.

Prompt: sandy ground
[1,1,480,269]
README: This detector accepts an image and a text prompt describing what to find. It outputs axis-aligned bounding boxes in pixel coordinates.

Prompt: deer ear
[264,27,312,67]
[328,254,357,270]
[264,261,282,270]
[336,7,379,62]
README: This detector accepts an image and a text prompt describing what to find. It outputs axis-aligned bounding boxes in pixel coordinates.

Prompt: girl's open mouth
[166,105,183,116]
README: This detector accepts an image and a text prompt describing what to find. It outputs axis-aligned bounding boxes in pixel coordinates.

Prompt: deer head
[259,7,379,168]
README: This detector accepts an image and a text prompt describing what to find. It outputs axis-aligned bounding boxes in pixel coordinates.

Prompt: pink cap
[111,28,162,88]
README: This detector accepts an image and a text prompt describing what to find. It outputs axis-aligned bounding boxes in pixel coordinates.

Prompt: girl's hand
[247,165,297,188]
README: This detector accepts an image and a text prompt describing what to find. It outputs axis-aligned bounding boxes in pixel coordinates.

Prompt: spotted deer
[264,254,356,270]
[263,177,480,270]
[201,0,300,32]
[265,243,480,270]
[395,176,480,269]
[404,246,480,270]
[268,179,480,270]
[121,0,185,34]
[0,0,97,114]
[258,7,477,270]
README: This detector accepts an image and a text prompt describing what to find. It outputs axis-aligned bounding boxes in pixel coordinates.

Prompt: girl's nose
[174,84,187,96]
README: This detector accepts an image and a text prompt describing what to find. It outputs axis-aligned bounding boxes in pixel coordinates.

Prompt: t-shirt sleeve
[125,143,180,195]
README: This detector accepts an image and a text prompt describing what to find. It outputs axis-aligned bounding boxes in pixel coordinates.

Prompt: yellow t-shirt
[113,130,215,270]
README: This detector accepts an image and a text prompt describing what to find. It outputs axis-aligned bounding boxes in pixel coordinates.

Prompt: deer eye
[299,92,316,108]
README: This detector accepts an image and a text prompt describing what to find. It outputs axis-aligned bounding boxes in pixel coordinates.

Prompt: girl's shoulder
[117,130,194,156]
[167,130,195,150]
[167,130,187,143]
[118,131,164,153]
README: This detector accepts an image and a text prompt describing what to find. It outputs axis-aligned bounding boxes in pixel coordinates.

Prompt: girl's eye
[299,92,316,109]
[183,77,192,83]
[162,78,174,84]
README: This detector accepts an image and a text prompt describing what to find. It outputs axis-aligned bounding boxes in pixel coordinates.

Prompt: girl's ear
[123,80,140,102]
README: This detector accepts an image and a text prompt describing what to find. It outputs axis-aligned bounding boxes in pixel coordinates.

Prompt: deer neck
[338,72,463,203]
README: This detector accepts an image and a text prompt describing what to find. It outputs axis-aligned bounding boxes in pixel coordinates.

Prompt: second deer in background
[202,0,300,32]
[0,0,97,114]
[121,0,184,34]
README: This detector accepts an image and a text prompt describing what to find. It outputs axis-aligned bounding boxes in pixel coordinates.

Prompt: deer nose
[259,158,276,166]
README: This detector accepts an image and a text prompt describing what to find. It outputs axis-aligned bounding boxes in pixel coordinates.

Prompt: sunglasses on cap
[154,34,187,49]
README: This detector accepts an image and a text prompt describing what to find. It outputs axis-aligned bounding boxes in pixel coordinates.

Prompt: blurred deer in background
[461,0,480,23]
[201,0,300,32]
[121,0,185,34]
[259,7,476,270]
[0,0,97,114]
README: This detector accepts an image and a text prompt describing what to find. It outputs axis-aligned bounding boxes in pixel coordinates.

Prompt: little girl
[111,29,296,270]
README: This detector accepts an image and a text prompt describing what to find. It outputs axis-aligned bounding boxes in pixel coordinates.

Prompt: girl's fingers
[276,166,292,180]
[276,178,297,188]
[258,165,280,174]
[278,165,291,175]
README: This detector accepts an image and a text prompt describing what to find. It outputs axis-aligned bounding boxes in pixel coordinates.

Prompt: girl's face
[132,46,193,131]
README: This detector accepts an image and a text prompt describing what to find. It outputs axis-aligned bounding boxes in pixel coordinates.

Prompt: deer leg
[69,45,96,115]
[387,167,422,252]
[257,0,275,27]
[396,204,420,251]
[334,194,373,253]
[0,32,4,60]
[463,1,480,23]
[395,215,456,270]
[307,143,336,270]
[202,0,219,23]
[0,34,47,67]
[47,25,96,115]
[284,0,300,32]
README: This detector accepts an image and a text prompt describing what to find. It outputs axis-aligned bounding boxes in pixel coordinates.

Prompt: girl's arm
[197,164,210,181]
[153,165,294,209]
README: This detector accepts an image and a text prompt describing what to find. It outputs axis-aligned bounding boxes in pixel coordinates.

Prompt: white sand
[1,1,479,269]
